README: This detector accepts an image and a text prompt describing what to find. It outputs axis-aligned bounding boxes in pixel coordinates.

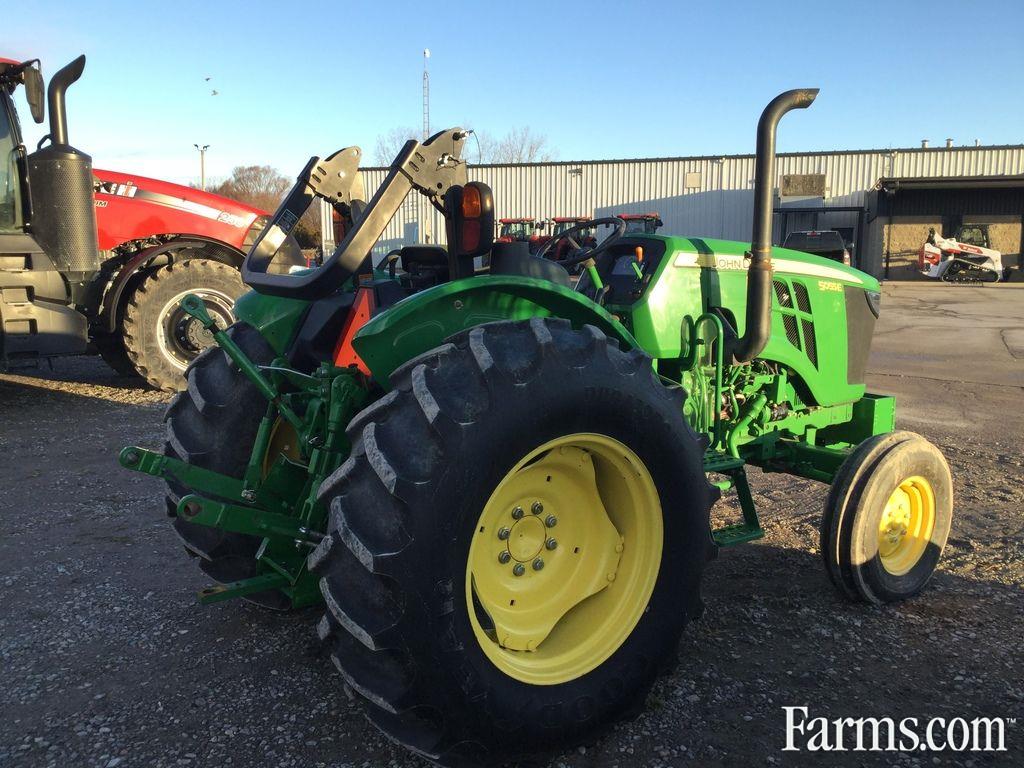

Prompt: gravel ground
[1,286,1022,767]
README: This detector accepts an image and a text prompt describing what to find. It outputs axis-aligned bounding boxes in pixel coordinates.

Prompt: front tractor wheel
[821,433,953,604]
[310,319,717,764]
[122,258,245,391]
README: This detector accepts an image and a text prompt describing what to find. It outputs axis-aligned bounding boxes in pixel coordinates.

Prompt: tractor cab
[497,217,548,252]
[616,212,663,235]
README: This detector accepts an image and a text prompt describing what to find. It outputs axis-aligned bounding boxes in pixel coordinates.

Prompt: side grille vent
[783,314,800,348]
[801,318,818,367]
[794,282,811,313]
[773,277,818,369]
[773,280,793,308]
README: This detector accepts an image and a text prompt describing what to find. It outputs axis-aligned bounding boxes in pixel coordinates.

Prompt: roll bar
[242,128,469,299]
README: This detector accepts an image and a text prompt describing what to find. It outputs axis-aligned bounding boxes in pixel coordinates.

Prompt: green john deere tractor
[122,89,953,764]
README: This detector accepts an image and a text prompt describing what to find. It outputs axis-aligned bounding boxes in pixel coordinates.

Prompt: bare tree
[209,165,320,248]
[373,126,419,166]
[208,165,290,213]
[486,127,555,164]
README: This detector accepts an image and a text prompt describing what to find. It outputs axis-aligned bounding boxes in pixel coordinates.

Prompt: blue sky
[8,0,1023,185]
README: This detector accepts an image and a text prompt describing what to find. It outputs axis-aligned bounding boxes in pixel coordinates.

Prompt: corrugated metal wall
[321,145,1024,256]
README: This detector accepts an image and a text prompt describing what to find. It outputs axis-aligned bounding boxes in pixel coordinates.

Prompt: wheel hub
[877,476,935,576]
[466,433,663,685]
[507,515,546,562]
[157,289,235,369]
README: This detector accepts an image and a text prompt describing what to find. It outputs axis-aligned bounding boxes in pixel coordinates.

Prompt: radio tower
[422,48,430,140]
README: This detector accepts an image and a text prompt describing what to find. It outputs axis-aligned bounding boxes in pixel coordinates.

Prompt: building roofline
[358,144,1024,172]
[876,174,1024,191]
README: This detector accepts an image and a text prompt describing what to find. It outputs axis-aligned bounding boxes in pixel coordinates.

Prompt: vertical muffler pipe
[46,54,85,146]
[732,88,818,364]
[28,54,100,277]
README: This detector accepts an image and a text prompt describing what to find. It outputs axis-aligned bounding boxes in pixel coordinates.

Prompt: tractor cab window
[500,222,533,240]
[0,97,22,232]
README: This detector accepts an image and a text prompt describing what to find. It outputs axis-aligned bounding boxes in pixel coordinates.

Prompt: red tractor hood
[93,169,267,252]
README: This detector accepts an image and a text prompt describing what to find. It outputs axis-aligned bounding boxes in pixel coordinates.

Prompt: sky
[7,0,1023,186]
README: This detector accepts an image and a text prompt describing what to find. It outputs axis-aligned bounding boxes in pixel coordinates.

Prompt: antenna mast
[422,48,430,140]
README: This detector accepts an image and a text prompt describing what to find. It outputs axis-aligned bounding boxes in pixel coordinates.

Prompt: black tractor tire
[820,431,917,600]
[164,322,291,610]
[310,318,717,765]
[122,258,245,392]
[94,332,137,377]
[821,432,952,604]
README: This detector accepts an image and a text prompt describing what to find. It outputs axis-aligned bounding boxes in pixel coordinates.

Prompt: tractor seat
[488,242,570,287]
[398,245,449,290]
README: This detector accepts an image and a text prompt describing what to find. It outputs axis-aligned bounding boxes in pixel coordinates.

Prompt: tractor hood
[666,236,880,292]
[93,169,267,252]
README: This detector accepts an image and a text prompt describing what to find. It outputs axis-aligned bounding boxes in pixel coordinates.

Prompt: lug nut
[512,506,524,520]
[241,489,256,502]
[497,527,511,541]
[545,515,558,528]
[513,563,525,576]
[532,501,544,515]
[545,538,558,550]
[498,551,511,564]
[533,558,544,571]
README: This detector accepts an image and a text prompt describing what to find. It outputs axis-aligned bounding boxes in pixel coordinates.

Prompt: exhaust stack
[46,55,85,145]
[732,88,818,364]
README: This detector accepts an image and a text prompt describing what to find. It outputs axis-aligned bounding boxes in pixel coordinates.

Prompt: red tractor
[0,55,300,390]
[616,212,663,235]
[547,215,597,261]
[496,217,547,252]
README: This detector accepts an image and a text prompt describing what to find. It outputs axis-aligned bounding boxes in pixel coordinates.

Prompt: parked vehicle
[616,211,663,234]
[919,224,1010,283]
[496,217,547,252]
[0,55,303,390]
[783,229,851,265]
[546,215,596,260]
[123,88,952,765]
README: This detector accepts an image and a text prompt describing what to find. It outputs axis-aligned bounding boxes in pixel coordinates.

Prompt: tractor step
[703,452,745,473]
[704,452,763,547]
[712,522,765,547]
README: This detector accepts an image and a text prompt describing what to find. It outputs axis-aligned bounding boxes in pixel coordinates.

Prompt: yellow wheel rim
[877,475,935,576]
[466,433,662,686]
[262,417,300,477]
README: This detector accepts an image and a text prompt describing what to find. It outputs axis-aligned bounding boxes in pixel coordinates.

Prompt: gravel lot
[2,284,1022,767]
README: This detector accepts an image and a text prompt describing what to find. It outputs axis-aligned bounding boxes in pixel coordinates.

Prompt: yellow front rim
[466,433,663,686]
[877,475,936,576]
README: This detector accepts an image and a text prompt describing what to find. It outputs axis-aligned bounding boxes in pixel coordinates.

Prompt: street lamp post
[193,144,210,190]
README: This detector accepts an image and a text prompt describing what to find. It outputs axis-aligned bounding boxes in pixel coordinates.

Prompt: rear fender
[352,275,638,387]
[98,237,243,332]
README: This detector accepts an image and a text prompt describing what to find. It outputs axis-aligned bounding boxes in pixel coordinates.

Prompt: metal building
[321,144,1024,278]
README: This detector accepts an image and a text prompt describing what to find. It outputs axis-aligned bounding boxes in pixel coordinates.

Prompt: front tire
[123,258,245,391]
[310,319,717,764]
[821,433,952,604]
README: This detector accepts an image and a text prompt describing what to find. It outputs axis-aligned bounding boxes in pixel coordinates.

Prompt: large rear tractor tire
[163,322,291,610]
[821,432,952,604]
[310,319,717,764]
[123,258,245,392]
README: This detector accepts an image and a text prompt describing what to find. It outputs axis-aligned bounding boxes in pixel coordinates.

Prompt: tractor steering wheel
[535,217,626,267]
